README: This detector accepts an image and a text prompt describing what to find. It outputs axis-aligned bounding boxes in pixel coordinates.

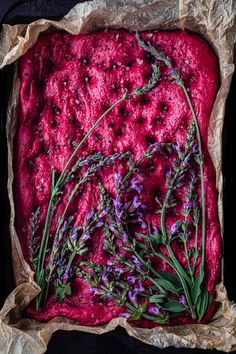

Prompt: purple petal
[114,266,125,275]
[119,312,130,319]
[81,233,90,242]
[170,223,179,235]
[133,195,142,209]
[114,173,123,188]
[90,287,104,296]
[96,220,105,228]
[128,290,138,307]
[134,282,145,294]
[179,295,187,305]
[102,272,109,288]
[131,177,143,193]
[86,210,95,220]
[127,276,137,284]
[122,232,129,243]
[148,306,160,316]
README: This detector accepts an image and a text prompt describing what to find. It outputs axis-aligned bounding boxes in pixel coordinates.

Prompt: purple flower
[128,290,138,307]
[147,142,160,155]
[102,272,109,288]
[192,143,198,154]
[152,225,159,235]
[119,312,131,319]
[130,177,143,193]
[86,210,95,220]
[179,295,187,306]
[114,266,125,275]
[173,141,182,153]
[133,195,142,209]
[138,218,147,229]
[166,169,174,180]
[131,255,142,270]
[134,282,145,294]
[106,293,113,301]
[122,232,129,243]
[61,270,69,283]
[127,276,137,284]
[95,220,105,228]
[109,224,117,233]
[80,233,90,242]
[113,197,123,210]
[170,222,180,235]
[148,306,160,316]
[176,174,185,185]
[100,204,110,217]
[70,229,78,242]
[183,201,197,210]
[114,173,123,188]
[90,287,102,296]
[182,153,191,168]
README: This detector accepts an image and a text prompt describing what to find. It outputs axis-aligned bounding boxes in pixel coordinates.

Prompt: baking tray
[0,1,235,353]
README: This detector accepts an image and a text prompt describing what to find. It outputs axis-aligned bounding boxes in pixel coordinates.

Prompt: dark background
[0,1,235,353]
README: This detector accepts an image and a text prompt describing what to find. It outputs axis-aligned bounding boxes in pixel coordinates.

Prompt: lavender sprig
[55,151,132,240]
[180,168,199,283]
[78,261,169,324]
[29,207,41,271]
[36,62,161,310]
[52,186,108,302]
[136,33,210,322]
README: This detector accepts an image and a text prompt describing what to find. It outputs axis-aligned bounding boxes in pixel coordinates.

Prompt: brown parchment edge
[1,0,236,353]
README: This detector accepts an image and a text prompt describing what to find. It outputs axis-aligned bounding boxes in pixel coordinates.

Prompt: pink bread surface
[15,29,221,326]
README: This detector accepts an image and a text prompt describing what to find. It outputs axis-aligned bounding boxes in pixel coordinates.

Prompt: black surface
[0,1,235,354]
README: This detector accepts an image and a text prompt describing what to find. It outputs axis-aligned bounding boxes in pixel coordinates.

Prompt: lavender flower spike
[114,172,123,189]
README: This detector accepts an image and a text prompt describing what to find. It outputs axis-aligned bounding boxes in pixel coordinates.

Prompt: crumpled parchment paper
[0,0,236,353]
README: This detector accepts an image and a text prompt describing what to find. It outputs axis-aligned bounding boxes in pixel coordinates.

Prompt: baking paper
[0,0,236,353]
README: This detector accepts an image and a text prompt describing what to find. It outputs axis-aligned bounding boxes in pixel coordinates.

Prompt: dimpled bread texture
[15,29,221,326]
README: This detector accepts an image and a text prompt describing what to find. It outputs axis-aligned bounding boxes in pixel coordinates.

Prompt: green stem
[133,250,160,279]
[155,249,196,319]
[36,190,56,283]
[183,239,194,284]
[192,223,199,274]
[181,84,205,274]
[56,92,128,188]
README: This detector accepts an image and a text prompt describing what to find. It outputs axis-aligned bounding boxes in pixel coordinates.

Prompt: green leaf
[51,170,56,192]
[55,283,72,302]
[153,278,182,296]
[161,300,186,313]
[142,312,169,324]
[196,288,212,323]
[149,294,166,304]
[157,270,182,288]
[191,267,204,305]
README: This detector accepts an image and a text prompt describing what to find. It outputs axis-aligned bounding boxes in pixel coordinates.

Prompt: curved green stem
[181,84,205,273]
